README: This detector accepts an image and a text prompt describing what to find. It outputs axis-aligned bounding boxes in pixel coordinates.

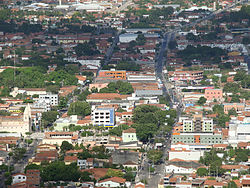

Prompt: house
[123,161,139,170]
[36,144,57,153]
[76,75,87,85]
[204,179,227,188]
[165,164,196,174]
[10,87,47,97]
[31,150,58,165]
[122,128,138,143]
[135,182,145,188]
[97,177,126,187]
[169,150,203,161]
[64,155,78,165]
[42,132,78,146]
[86,93,130,102]
[221,165,249,172]
[165,160,204,174]
[12,173,27,185]
[86,158,94,168]
[77,159,87,169]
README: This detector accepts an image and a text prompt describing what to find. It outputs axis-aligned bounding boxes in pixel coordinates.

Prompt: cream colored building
[0,104,31,135]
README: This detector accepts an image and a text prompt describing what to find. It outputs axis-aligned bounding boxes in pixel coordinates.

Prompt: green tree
[227,181,238,188]
[197,97,207,105]
[81,171,93,181]
[60,141,73,153]
[68,101,91,117]
[133,123,157,142]
[106,168,123,177]
[147,150,163,164]
[41,161,80,182]
[13,148,26,161]
[197,168,208,177]
[42,111,59,127]
[136,34,146,45]
[168,40,177,50]
[124,171,135,181]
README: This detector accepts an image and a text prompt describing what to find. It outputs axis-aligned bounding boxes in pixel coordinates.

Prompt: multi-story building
[224,103,245,114]
[98,69,126,80]
[228,119,250,144]
[204,88,223,102]
[168,71,203,84]
[38,93,58,106]
[92,107,115,128]
[182,115,213,132]
[172,132,222,145]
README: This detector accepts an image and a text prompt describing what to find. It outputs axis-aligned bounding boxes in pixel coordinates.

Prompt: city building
[98,69,126,80]
[204,89,223,102]
[172,132,223,145]
[122,128,138,142]
[91,107,115,128]
[228,120,250,144]
[224,103,245,114]
[168,71,203,83]
[0,104,31,135]
[181,115,213,132]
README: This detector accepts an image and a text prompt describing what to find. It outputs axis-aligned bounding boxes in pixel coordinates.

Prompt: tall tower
[59,0,62,6]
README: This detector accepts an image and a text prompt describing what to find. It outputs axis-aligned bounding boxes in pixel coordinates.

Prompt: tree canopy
[99,81,134,95]
[68,101,91,117]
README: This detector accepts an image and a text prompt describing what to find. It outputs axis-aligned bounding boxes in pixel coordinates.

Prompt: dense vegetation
[99,81,134,95]
[177,45,227,66]
[0,67,77,92]
[132,105,176,142]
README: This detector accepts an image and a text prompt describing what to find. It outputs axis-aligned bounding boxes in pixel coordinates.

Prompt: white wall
[169,150,203,161]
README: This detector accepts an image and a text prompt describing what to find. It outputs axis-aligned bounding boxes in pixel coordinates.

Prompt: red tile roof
[99,177,126,184]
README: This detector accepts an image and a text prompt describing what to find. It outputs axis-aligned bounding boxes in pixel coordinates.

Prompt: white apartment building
[228,120,250,144]
[92,107,115,128]
[182,116,213,132]
[39,93,58,106]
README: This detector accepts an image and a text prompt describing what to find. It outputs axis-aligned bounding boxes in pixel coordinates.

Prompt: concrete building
[228,120,250,144]
[38,93,58,106]
[182,115,213,132]
[92,107,115,128]
[98,69,126,80]
[205,89,223,102]
[168,150,204,161]
[122,128,138,143]
[97,177,126,187]
[172,132,222,145]
[119,33,138,43]
[0,104,31,135]
[12,173,27,185]
[54,115,78,131]
[224,103,245,114]
[168,71,203,83]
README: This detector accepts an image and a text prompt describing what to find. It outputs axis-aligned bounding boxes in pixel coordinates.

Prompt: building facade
[172,133,222,144]
[92,107,115,128]
[205,89,223,102]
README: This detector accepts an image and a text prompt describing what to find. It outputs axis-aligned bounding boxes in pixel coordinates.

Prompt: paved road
[107,0,133,14]
[12,139,39,173]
